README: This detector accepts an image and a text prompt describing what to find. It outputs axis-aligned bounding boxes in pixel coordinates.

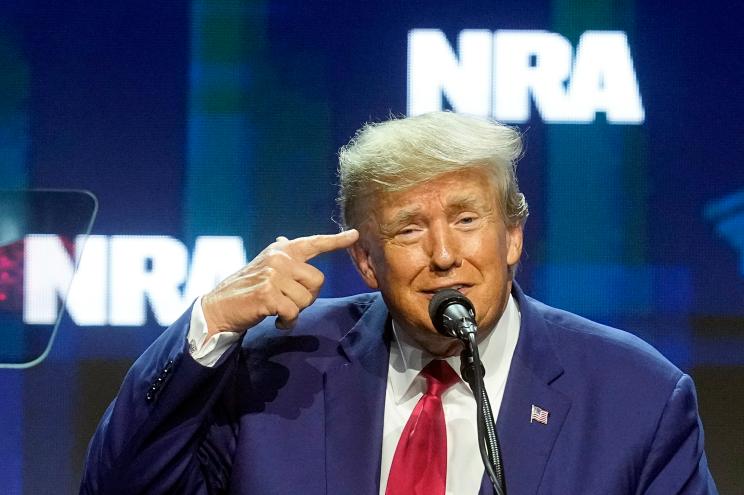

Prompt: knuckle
[258,266,276,279]
[254,280,274,298]
[263,251,280,265]
[303,292,316,307]
[283,304,300,321]
[265,248,291,263]
[308,286,321,299]
[261,299,279,316]
[302,266,324,288]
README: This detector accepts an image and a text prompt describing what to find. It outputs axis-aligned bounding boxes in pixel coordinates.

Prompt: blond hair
[337,111,528,229]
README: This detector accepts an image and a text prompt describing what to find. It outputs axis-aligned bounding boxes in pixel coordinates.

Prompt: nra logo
[408,29,644,124]
[24,235,246,326]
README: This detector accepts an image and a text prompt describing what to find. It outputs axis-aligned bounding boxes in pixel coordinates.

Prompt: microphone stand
[460,331,506,495]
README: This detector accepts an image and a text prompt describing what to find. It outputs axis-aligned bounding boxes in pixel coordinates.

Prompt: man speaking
[81,112,717,494]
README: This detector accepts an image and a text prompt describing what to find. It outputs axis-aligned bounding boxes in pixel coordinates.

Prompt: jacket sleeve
[80,303,243,495]
[636,374,718,495]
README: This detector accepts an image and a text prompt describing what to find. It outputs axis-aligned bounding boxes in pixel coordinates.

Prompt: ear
[349,240,380,289]
[506,223,524,266]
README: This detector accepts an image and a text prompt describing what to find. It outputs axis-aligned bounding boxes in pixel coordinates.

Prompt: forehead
[376,168,498,214]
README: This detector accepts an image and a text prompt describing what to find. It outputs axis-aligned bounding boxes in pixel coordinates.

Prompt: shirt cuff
[187,296,241,367]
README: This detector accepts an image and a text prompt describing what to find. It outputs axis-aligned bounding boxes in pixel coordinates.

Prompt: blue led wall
[0,0,742,492]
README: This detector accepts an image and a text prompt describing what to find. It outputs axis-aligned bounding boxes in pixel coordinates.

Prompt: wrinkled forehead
[358,168,502,231]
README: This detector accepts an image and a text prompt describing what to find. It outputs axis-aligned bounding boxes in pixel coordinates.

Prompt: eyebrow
[378,193,491,235]
[379,206,423,235]
[445,194,485,213]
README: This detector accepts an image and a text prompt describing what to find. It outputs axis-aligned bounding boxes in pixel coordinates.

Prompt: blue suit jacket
[81,285,717,494]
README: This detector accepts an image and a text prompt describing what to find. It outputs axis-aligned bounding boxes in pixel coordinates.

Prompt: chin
[429,338,464,358]
[408,325,464,357]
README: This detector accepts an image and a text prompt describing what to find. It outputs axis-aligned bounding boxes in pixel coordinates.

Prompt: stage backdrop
[0,0,742,492]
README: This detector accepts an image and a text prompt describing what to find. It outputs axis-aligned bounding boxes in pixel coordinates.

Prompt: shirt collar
[388,294,520,405]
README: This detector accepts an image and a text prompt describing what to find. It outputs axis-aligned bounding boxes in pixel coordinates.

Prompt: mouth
[420,284,472,300]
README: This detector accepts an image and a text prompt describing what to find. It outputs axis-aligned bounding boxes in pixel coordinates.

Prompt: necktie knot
[422,360,459,398]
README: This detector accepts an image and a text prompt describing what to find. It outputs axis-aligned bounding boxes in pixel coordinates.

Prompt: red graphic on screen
[0,239,24,312]
[0,236,76,317]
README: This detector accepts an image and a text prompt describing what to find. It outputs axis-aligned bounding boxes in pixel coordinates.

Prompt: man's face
[350,168,523,356]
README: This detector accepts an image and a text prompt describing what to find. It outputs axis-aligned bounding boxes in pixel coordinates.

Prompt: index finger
[288,229,359,261]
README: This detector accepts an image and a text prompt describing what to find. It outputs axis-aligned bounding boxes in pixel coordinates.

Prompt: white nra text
[408,29,644,124]
[24,235,246,326]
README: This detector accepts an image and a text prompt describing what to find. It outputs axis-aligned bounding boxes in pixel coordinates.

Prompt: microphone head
[428,288,476,338]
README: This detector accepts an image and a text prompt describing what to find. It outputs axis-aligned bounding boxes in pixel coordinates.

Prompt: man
[81,112,717,494]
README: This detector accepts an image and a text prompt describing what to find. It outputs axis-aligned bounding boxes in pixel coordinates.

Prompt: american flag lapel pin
[530,404,549,425]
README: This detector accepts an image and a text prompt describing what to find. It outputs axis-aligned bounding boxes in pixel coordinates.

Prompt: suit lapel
[493,285,571,495]
[479,471,496,495]
[322,286,571,495]
[324,296,390,494]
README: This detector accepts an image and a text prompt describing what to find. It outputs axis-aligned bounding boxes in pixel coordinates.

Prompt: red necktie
[386,360,460,495]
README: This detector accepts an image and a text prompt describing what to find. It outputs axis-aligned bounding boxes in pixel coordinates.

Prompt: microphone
[428,288,477,340]
[429,288,508,495]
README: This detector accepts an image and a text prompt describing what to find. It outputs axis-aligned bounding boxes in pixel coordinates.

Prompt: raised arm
[80,230,358,494]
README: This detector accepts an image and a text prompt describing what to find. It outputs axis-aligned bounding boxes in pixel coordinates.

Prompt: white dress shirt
[187,295,521,495]
[380,296,520,495]
[186,297,241,367]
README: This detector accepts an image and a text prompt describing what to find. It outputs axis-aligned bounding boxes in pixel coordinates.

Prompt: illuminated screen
[0,0,742,492]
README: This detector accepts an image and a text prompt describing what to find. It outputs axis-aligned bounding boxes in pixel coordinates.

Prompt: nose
[428,221,462,272]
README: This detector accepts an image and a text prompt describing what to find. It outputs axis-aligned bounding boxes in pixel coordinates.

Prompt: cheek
[376,245,426,285]
[468,228,505,263]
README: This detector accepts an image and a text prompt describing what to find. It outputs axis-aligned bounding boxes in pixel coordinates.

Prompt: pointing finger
[288,229,359,261]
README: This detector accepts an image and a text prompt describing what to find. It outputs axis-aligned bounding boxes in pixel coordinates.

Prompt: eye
[456,213,480,227]
[394,225,424,241]
[398,226,420,236]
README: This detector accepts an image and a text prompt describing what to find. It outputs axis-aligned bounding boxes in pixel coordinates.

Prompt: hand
[201,229,359,337]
